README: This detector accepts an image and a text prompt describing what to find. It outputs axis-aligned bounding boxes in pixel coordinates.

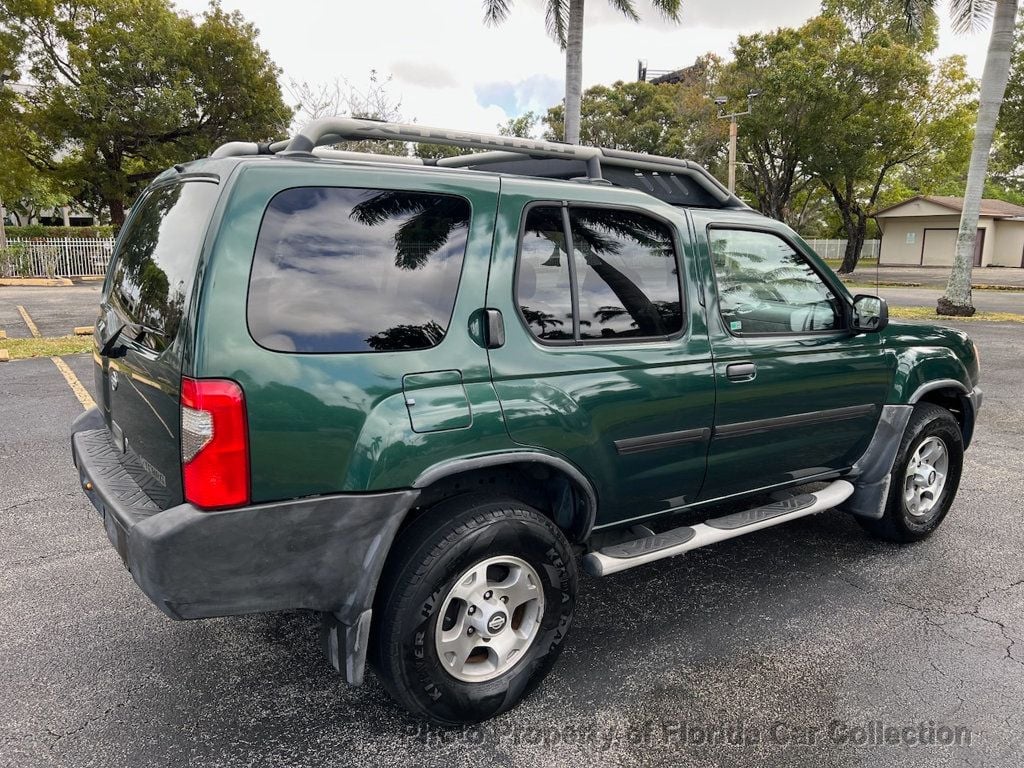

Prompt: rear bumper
[70,407,417,626]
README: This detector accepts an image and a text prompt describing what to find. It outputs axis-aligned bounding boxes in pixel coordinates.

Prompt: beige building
[875,195,1024,268]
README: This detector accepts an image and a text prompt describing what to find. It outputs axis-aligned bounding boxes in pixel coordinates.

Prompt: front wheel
[371,495,577,724]
[858,403,964,543]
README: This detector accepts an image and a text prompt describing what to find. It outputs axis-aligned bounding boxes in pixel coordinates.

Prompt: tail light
[180,377,250,509]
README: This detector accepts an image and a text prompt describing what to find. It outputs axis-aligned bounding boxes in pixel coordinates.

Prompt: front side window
[109,181,219,350]
[709,228,842,335]
[248,187,471,353]
[516,204,683,343]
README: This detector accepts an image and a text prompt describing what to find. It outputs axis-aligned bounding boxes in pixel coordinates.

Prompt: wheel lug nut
[501,596,508,603]
[467,627,474,635]
[468,606,476,615]
[484,590,493,599]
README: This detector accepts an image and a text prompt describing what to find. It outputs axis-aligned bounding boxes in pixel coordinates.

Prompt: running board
[583,480,854,577]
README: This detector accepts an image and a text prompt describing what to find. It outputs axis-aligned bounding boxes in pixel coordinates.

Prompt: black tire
[370,494,578,724]
[858,403,964,543]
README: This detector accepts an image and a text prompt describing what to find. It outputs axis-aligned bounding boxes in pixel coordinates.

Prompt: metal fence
[1,237,114,278]
[803,238,880,262]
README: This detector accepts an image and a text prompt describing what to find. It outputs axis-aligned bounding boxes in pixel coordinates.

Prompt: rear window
[109,181,219,349]
[248,187,471,353]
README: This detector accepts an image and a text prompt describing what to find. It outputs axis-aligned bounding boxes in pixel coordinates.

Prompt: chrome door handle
[726,362,756,381]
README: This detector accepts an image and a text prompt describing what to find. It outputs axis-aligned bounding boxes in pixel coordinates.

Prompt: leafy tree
[0,0,292,225]
[482,0,682,145]
[544,69,727,166]
[498,111,540,138]
[764,14,969,273]
[992,10,1024,195]
[722,25,832,224]
[904,0,1021,316]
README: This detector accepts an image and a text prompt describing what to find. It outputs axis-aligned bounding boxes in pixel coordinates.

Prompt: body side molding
[713,403,877,440]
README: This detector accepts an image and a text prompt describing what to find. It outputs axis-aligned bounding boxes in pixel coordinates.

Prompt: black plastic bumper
[70,407,417,681]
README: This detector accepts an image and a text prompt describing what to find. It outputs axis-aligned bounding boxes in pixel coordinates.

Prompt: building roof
[874,195,1024,219]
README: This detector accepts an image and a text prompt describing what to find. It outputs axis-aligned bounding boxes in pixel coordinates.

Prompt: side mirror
[851,294,888,333]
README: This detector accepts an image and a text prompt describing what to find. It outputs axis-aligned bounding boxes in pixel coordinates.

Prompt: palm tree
[483,0,682,145]
[905,0,1020,315]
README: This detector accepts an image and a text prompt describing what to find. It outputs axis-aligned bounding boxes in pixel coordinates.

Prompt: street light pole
[715,90,760,195]
[727,116,738,194]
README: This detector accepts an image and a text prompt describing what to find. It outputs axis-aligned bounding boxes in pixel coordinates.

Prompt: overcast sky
[173,0,993,134]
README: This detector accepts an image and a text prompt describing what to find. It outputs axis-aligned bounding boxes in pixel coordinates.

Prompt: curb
[0,277,74,287]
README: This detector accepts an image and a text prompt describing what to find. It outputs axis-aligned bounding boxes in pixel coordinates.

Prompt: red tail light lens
[180,377,250,510]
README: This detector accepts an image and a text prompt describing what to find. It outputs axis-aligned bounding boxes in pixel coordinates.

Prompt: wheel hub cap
[903,436,949,517]
[434,555,545,683]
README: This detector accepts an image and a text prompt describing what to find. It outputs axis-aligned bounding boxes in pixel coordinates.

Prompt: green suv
[71,118,982,724]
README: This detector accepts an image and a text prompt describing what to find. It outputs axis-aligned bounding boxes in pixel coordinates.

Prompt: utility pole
[715,90,760,194]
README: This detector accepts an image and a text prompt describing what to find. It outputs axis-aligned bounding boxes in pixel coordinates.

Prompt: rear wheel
[858,403,964,543]
[371,495,577,724]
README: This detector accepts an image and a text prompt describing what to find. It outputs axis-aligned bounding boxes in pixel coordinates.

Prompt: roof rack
[209,117,744,208]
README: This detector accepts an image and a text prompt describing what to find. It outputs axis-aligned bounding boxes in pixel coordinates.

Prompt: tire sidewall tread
[372,495,577,724]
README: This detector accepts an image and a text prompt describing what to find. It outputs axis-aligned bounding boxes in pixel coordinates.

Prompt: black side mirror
[851,294,888,333]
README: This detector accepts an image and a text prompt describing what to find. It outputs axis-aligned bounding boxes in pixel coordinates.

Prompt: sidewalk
[848,265,1024,289]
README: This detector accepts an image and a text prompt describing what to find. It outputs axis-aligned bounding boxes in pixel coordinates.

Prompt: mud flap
[321,609,373,686]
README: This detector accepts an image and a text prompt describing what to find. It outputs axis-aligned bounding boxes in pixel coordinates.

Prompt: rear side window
[516,204,683,343]
[518,206,573,340]
[109,181,219,349]
[569,207,681,339]
[248,187,471,353]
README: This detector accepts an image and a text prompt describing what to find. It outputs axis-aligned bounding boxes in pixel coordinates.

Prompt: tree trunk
[939,0,1019,317]
[563,0,585,145]
[838,216,867,274]
[108,198,126,229]
[0,195,7,250]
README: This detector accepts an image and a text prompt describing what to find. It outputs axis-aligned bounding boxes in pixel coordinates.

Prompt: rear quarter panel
[192,162,517,502]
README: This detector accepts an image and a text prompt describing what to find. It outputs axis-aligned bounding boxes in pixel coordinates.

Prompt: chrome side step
[583,479,854,577]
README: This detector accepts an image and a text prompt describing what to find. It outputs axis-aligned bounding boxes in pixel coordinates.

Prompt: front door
[693,217,892,499]
[486,179,715,528]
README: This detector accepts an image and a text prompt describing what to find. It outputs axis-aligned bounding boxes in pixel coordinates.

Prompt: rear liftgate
[584,479,854,576]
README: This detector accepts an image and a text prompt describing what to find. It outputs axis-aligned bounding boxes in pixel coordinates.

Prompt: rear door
[97,178,220,509]
[486,179,715,528]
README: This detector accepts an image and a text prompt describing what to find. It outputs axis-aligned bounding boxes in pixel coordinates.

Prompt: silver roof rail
[209,117,742,207]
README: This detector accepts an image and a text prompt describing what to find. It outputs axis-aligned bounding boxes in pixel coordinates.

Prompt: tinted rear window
[109,181,219,349]
[248,187,471,353]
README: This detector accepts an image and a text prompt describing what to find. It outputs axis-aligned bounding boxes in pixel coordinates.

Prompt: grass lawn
[2,335,93,359]
[889,306,1024,323]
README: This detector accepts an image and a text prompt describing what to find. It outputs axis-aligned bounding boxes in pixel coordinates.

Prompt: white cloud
[171,0,991,140]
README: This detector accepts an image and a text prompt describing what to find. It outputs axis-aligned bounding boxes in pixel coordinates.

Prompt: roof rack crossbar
[282,117,605,179]
[209,117,741,207]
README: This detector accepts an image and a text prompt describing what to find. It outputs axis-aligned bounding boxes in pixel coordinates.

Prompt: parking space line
[51,356,96,411]
[17,305,41,338]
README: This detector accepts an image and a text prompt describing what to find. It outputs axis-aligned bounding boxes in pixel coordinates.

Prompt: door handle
[726,362,756,381]
[483,308,505,349]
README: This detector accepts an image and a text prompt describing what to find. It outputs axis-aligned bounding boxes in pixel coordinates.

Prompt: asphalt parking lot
[1,288,1022,767]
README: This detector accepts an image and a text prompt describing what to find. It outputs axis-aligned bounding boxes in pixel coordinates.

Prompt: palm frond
[483,0,513,26]
[608,0,641,23]
[545,0,569,47]
[948,0,996,34]
[648,0,683,21]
